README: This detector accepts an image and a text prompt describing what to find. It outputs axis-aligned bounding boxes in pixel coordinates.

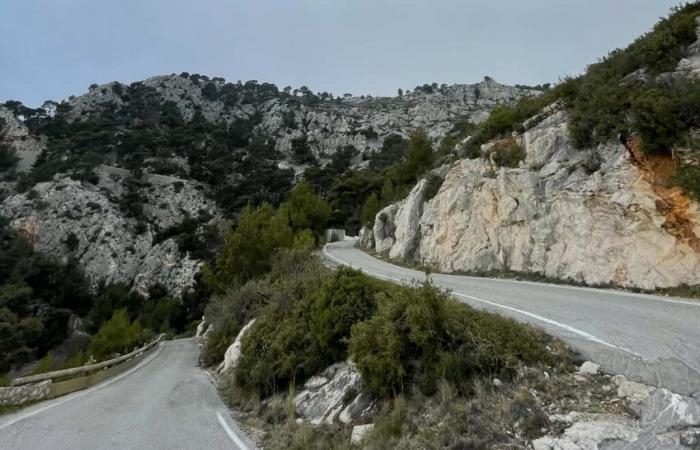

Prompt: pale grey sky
[0,0,686,106]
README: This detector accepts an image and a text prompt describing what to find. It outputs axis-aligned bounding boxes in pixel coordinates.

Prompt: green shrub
[278,180,331,239]
[89,309,150,360]
[491,143,526,168]
[0,144,19,171]
[676,164,700,199]
[310,268,379,362]
[60,351,88,370]
[350,282,556,397]
[234,266,378,397]
[423,174,444,200]
[205,204,294,290]
[235,300,321,396]
[31,353,54,375]
[361,193,380,227]
[200,319,241,367]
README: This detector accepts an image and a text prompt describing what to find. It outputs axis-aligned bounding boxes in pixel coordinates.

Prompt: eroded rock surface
[0,173,213,297]
[369,111,700,290]
[293,361,363,425]
[217,319,256,374]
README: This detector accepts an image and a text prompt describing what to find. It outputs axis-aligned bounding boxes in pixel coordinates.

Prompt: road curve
[0,339,254,450]
[324,240,700,395]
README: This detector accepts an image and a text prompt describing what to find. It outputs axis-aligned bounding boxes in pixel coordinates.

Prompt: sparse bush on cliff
[491,142,525,168]
[676,164,700,200]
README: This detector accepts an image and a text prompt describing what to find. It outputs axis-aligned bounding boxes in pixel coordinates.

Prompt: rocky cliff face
[366,110,700,290]
[0,167,217,296]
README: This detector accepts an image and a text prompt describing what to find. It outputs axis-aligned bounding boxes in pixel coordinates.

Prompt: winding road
[324,240,700,395]
[0,340,254,450]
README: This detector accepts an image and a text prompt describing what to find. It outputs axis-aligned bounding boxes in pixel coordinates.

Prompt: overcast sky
[0,0,686,106]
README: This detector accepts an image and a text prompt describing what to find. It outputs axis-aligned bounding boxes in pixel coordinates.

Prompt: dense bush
[234,266,377,397]
[205,204,294,290]
[200,279,273,366]
[0,142,19,172]
[309,268,380,362]
[205,182,329,291]
[350,282,556,397]
[277,180,331,239]
[89,309,151,360]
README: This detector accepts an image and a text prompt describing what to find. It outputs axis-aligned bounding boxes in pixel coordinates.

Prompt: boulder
[641,388,700,432]
[578,361,600,375]
[350,424,375,445]
[339,392,376,425]
[613,375,654,411]
[217,319,256,374]
[293,361,363,425]
[358,227,374,250]
[533,414,639,450]
[373,204,398,254]
[195,317,208,338]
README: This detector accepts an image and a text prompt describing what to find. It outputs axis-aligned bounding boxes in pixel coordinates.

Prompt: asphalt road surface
[0,339,254,450]
[324,240,700,395]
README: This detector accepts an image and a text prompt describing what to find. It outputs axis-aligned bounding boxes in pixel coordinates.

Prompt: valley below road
[324,240,700,396]
[0,340,254,450]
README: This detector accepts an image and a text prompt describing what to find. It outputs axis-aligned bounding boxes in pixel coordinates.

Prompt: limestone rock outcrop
[0,106,44,173]
[368,110,700,290]
[0,173,213,297]
[293,361,365,425]
[217,319,256,374]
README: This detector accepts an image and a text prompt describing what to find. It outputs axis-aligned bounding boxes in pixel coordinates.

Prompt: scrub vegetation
[197,183,577,448]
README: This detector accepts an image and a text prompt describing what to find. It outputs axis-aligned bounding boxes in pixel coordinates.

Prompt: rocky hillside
[362,8,700,290]
[64,75,538,163]
[0,75,537,296]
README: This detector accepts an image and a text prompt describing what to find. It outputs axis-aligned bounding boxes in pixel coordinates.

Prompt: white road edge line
[323,245,642,357]
[0,342,165,431]
[216,410,250,450]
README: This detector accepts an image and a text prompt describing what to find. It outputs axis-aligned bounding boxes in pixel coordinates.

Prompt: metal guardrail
[11,335,165,387]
